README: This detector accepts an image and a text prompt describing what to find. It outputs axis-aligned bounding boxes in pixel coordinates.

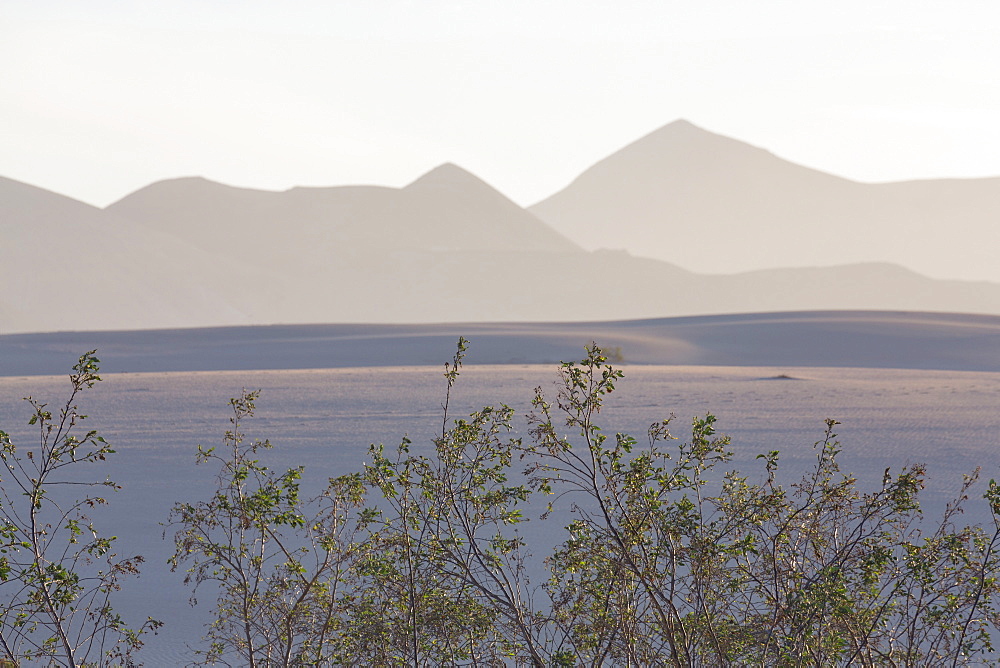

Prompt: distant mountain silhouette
[530,119,1000,283]
[0,176,249,333]
[108,164,579,260]
[5,142,1000,334]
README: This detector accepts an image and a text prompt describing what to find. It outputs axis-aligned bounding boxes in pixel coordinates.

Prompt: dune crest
[4,310,999,376]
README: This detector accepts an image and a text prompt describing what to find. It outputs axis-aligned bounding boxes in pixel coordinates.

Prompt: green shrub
[0,352,160,666]
[172,340,1000,666]
[7,345,997,666]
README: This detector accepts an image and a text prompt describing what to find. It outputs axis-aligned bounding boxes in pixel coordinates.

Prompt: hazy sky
[4,1,1000,208]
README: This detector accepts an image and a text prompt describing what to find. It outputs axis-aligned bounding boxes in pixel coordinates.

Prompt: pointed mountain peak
[404,163,495,191]
[529,119,798,210]
[658,118,703,133]
[630,118,763,153]
[400,162,582,252]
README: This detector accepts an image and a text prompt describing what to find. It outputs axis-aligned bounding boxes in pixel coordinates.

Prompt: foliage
[167,390,369,666]
[354,337,552,664]
[529,348,1000,667]
[171,341,1000,666]
[0,351,160,666]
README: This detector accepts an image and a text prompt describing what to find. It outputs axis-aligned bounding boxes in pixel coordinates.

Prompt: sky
[4,1,1000,209]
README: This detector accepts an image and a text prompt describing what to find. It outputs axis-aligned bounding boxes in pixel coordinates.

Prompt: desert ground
[1,328,998,662]
[4,310,1000,375]
[6,8,1000,661]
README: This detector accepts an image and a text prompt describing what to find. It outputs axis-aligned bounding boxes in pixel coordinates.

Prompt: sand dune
[5,125,1000,663]
[530,119,1000,283]
[3,310,998,376]
[2,361,998,663]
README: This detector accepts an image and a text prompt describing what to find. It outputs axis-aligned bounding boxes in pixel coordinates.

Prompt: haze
[5,3,1000,661]
[4,1,1000,212]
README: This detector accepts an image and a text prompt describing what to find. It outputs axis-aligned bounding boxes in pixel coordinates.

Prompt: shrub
[167,390,369,666]
[0,352,160,666]
[169,340,1000,666]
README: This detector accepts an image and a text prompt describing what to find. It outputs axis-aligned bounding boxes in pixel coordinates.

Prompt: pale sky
[4,1,1000,208]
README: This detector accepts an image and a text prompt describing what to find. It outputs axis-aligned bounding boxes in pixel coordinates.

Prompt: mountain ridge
[6,123,1000,334]
[105,163,581,258]
[529,120,1000,283]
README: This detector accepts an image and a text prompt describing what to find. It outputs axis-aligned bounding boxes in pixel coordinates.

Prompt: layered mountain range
[4,121,1000,334]
[531,120,1000,283]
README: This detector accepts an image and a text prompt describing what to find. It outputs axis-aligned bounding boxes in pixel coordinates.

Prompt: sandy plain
[0,362,998,662]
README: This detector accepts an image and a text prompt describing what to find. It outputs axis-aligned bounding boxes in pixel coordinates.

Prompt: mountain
[98,168,1000,327]
[0,176,250,333]
[529,120,1000,283]
[106,164,579,263]
[5,153,1000,335]
[98,165,585,326]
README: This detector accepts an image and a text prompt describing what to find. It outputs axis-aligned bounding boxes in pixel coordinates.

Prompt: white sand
[3,310,999,376]
[1,362,998,662]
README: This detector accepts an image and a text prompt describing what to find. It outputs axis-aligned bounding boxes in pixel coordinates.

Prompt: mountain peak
[626,118,764,155]
[405,162,491,190]
[107,176,224,209]
[658,118,702,132]
[400,162,582,253]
